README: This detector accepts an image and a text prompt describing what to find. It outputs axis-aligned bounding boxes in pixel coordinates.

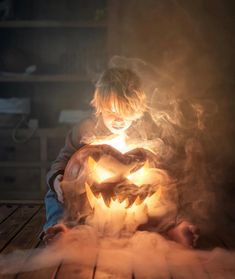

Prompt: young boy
[43,67,199,248]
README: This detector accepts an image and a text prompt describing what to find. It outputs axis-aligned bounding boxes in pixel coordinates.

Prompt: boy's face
[102,110,134,134]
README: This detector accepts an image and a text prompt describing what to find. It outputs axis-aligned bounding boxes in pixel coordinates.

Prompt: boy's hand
[54,174,64,203]
[43,223,68,245]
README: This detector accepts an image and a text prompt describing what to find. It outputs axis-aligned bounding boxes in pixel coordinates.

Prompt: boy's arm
[46,126,85,192]
[47,117,96,191]
[47,117,96,192]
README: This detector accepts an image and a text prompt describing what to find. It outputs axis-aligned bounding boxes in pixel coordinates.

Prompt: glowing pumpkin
[61,139,169,230]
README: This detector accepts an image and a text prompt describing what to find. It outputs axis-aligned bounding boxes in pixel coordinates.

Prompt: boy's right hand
[54,174,64,203]
[43,223,68,245]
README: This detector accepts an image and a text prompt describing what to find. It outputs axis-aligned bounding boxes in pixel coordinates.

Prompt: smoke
[90,0,235,230]
[1,1,234,275]
[108,56,227,232]
[55,53,231,239]
[1,227,235,277]
[1,54,229,276]
[0,84,234,274]
[0,225,98,274]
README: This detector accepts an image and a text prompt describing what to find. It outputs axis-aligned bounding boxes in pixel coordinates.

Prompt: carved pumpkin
[61,143,170,229]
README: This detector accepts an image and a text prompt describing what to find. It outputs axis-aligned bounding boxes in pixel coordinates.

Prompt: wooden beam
[0,200,43,204]
[0,74,90,83]
[0,20,107,28]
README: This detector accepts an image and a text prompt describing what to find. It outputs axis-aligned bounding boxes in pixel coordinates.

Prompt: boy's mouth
[112,125,125,130]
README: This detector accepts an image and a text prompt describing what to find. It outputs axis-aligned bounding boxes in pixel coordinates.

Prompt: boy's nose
[114,116,124,123]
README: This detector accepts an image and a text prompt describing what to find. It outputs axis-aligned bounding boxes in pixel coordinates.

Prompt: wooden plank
[0,205,42,279]
[2,207,45,254]
[56,234,98,279]
[94,239,132,279]
[196,230,235,279]
[0,205,19,224]
[0,205,41,252]
[201,255,235,279]
[132,253,170,279]
[130,233,170,279]
[0,206,60,279]
[24,230,99,279]
[167,249,210,279]
[16,266,59,279]
[15,241,60,279]
[56,262,95,279]
[94,251,131,279]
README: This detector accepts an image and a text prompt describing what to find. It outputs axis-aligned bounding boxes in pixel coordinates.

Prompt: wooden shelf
[0,128,67,195]
[0,74,90,82]
[0,20,107,28]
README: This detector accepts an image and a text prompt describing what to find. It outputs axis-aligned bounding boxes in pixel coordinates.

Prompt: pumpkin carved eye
[127,161,150,186]
[87,152,149,186]
[88,157,115,184]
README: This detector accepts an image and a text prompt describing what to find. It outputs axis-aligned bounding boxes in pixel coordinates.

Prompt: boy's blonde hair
[91,67,147,119]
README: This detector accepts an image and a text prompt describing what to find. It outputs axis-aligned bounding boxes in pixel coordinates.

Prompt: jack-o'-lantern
[61,135,171,235]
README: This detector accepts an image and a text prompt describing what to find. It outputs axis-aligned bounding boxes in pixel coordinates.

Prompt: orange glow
[127,161,150,186]
[88,157,115,183]
[143,188,161,208]
[85,183,107,209]
[91,134,133,153]
[85,134,161,215]
[109,198,128,210]
[85,183,161,213]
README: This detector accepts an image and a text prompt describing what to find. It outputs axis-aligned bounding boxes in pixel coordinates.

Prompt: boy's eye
[105,111,120,118]
[103,110,136,122]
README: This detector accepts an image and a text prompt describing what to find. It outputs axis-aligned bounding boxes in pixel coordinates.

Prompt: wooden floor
[0,203,235,279]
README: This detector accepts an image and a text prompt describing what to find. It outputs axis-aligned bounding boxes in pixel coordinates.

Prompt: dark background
[0,0,234,210]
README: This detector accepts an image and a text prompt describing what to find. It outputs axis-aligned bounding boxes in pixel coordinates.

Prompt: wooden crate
[0,128,67,200]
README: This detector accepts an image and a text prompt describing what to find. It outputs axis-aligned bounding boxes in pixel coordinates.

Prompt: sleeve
[46,124,85,192]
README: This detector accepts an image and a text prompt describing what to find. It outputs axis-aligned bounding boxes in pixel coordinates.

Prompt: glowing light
[91,134,133,153]
[85,133,162,217]
[88,157,115,183]
[127,161,150,186]
[109,198,128,210]
[144,188,161,208]
[85,183,107,209]
[85,183,161,213]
